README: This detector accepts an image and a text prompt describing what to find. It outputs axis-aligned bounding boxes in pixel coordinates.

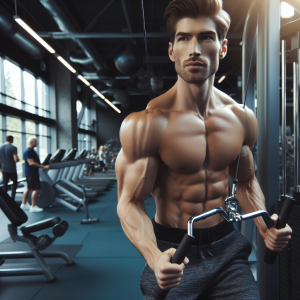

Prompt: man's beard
[174,57,217,84]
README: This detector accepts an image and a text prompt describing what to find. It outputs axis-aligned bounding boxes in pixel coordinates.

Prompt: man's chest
[158,111,245,174]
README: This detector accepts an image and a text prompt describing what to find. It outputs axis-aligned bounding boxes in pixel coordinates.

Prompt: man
[0,136,19,201]
[21,137,50,212]
[116,0,292,299]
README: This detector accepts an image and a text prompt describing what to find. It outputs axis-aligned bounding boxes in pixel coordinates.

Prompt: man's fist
[43,165,50,170]
[154,248,189,291]
[264,214,292,252]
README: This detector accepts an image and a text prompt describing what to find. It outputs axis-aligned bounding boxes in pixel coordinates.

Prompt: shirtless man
[116,0,292,299]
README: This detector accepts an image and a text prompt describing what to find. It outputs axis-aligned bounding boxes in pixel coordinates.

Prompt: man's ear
[168,42,175,62]
[219,39,228,60]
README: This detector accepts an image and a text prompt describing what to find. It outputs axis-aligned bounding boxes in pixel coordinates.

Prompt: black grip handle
[264,196,295,264]
[52,220,69,237]
[153,234,195,300]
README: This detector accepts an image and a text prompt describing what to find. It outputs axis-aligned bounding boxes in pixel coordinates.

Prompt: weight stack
[279,201,300,300]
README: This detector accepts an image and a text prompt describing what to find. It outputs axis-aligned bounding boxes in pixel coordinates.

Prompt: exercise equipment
[278,25,300,300]
[37,149,100,224]
[0,188,73,282]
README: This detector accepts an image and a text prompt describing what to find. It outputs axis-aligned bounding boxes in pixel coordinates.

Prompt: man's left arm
[229,109,292,252]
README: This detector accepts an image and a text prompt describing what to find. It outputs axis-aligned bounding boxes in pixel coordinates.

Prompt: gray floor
[0,179,155,300]
[0,176,257,300]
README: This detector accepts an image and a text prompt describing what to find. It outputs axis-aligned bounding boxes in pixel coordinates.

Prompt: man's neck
[28,146,34,149]
[174,74,216,118]
[4,142,12,144]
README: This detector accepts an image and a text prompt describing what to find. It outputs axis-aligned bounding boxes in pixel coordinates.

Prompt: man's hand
[263,214,292,252]
[154,248,189,291]
[43,165,50,170]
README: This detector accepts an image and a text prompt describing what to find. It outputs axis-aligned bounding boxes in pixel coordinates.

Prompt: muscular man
[116,0,292,299]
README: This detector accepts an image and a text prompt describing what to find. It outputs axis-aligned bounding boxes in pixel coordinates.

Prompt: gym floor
[0,173,156,300]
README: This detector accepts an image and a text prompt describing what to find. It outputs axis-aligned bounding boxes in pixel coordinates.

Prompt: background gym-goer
[0,135,19,201]
[98,145,105,173]
[21,137,50,212]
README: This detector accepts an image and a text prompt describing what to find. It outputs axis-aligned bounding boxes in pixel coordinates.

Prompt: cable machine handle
[153,234,195,300]
[264,196,295,264]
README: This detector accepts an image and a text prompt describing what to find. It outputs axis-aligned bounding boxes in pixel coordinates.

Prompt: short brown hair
[164,0,231,45]
[6,135,13,143]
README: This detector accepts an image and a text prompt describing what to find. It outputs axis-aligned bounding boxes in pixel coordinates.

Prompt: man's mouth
[185,61,205,68]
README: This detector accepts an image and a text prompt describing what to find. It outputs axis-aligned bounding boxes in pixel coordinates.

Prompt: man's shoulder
[23,147,31,155]
[121,108,168,134]
[214,88,257,147]
[120,109,168,160]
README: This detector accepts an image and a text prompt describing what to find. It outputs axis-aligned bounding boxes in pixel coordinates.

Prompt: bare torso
[118,84,249,230]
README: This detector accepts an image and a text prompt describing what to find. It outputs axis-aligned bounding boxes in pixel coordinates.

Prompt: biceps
[27,159,34,165]
[116,150,159,203]
[229,146,255,183]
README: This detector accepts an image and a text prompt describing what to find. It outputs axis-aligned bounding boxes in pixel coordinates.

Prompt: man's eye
[201,36,213,40]
[178,37,188,41]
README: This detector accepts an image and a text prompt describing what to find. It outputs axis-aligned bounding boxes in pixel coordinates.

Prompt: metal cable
[14,0,17,15]
[141,0,153,100]
[234,30,257,180]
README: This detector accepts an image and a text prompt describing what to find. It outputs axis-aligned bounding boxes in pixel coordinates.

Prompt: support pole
[256,0,280,299]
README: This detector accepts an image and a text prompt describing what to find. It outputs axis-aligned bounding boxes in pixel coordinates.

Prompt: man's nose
[189,38,201,57]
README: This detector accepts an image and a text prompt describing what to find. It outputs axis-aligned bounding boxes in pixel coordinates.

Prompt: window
[1,117,51,178]
[24,71,36,114]
[2,59,50,117]
[37,79,49,118]
[0,57,52,176]
[38,124,49,162]
[4,60,21,109]
[6,117,23,179]
[76,100,82,117]
[79,106,91,131]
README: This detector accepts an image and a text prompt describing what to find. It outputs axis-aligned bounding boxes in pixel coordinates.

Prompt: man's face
[31,139,38,148]
[168,17,227,84]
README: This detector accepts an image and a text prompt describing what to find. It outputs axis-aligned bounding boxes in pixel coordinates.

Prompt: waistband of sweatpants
[152,218,234,246]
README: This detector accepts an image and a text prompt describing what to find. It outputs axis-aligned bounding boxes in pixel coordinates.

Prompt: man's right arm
[13,147,19,163]
[27,159,49,169]
[116,111,186,290]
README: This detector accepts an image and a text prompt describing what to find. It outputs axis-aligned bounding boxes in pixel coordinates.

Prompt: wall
[49,56,77,151]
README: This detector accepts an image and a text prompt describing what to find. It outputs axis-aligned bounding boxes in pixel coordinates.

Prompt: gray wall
[97,108,130,147]
[49,56,77,152]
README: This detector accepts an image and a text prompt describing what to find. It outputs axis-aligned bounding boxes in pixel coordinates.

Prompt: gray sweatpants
[140,230,260,300]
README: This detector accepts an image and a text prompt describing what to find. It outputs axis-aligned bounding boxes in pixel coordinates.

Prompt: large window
[4,59,22,109]
[0,57,51,180]
[80,106,91,131]
[1,58,50,117]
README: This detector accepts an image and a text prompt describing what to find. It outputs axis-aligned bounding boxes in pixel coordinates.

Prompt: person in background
[0,135,20,201]
[111,153,116,164]
[21,137,50,212]
[98,145,105,173]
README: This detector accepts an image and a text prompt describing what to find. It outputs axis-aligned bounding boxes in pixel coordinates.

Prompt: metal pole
[282,40,286,195]
[293,62,298,189]
[256,0,280,299]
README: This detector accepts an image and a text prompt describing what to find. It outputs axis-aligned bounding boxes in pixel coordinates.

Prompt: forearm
[29,162,44,168]
[237,176,268,238]
[117,200,161,270]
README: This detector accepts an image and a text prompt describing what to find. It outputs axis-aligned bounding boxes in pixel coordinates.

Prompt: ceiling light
[57,56,76,73]
[281,2,294,19]
[218,75,226,83]
[90,86,105,99]
[78,75,90,86]
[14,17,55,53]
[90,86,121,113]
[104,98,121,113]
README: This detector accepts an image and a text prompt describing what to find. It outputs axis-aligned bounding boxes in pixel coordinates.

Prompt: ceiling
[0,0,264,113]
